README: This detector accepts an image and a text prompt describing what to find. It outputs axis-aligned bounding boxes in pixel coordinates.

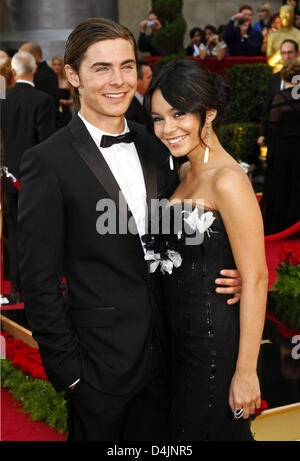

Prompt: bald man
[19,41,59,121]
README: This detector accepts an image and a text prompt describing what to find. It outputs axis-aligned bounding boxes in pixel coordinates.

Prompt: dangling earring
[204,123,210,164]
[169,154,174,170]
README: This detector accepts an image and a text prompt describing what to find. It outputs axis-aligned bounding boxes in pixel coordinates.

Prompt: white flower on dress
[183,208,216,236]
[144,249,182,275]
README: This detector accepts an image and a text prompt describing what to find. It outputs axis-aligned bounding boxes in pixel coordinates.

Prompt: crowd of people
[0,6,299,443]
[139,1,300,59]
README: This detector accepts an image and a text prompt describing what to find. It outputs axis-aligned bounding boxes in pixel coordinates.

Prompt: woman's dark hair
[144,59,228,143]
[189,27,204,39]
[204,25,217,35]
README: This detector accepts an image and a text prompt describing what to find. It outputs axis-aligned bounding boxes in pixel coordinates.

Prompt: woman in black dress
[143,60,268,441]
[51,55,73,128]
[260,59,300,235]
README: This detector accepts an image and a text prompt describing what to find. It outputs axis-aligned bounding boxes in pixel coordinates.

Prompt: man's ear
[65,64,80,88]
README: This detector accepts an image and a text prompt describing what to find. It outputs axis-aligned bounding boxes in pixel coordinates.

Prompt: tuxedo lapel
[68,115,132,227]
[128,121,158,211]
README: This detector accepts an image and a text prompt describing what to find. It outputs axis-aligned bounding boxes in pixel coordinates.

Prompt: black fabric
[260,87,300,234]
[1,82,56,293]
[65,339,169,441]
[34,61,60,112]
[56,88,72,129]
[259,72,282,137]
[163,207,254,441]
[100,129,137,148]
[18,114,178,396]
[126,96,146,124]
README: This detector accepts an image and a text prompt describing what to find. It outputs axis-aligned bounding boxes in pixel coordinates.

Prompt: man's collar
[135,91,144,105]
[78,112,129,145]
[16,79,35,87]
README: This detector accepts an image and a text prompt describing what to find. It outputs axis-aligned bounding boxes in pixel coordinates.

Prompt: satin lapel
[130,123,158,212]
[68,116,134,228]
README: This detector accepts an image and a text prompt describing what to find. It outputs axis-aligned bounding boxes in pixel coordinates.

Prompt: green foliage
[225,64,273,123]
[218,122,260,164]
[1,359,67,434]
[151,0,187,56]
[270,292,300,329]
[271,253,300,329]
[152,0,181,22]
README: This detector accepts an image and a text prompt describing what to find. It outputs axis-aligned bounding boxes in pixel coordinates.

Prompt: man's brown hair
[281,58,300,83]
[239,4,254,13]
[64,17,138,110]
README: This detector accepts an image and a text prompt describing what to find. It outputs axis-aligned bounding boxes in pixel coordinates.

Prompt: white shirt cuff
[69,378,80,388]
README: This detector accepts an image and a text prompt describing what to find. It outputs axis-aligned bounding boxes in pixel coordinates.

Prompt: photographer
[138,11,162,56]
[224,4,263,55]
[199,25,227,60]
[186,27,204,56]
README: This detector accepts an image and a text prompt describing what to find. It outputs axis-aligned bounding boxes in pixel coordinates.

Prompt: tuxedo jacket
[125,96,146,124]
[1,82,56,190]
[18,115,178,394]
[259,72,282,137]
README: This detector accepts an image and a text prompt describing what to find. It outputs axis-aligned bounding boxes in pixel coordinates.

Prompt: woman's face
[271,16,281,29]
[151,89,201,158]
[52,58,63,75]
[205,28,214,42]
[193,31,202,45]
[258,10,268,21]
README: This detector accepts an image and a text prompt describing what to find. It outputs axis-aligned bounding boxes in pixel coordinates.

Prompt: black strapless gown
[162,209,254,441]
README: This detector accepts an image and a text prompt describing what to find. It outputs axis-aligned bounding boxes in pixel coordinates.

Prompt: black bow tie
[100,130,137,148]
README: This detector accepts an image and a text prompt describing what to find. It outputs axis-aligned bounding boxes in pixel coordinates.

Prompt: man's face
[137,65,153,96]
[281,42,298,62]
[241,8,253,24]
[66,38,137,125]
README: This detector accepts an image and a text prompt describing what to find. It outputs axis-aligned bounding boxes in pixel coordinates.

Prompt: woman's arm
[213,167,268,419]
[199,45,207,60]
[216,41,227,61]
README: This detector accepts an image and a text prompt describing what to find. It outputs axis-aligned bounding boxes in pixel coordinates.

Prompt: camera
[147,20,155,27]
[238,18,245,25]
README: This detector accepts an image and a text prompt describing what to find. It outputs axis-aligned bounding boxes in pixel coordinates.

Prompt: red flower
[1,331,49,381]
[278,244,300,266]
[254,399,268,417]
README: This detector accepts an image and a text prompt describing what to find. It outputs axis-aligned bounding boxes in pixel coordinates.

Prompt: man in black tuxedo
[1,50,56,303]
[257,39,299,147]
[18,18,242,441]
[126,59,153,124]
[19,41,60,123]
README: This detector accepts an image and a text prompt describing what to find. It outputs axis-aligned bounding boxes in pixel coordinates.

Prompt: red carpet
[1,387,67,441]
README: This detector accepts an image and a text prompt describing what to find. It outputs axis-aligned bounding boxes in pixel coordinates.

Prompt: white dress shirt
[134,91,144,105]
[16,79,35,87]
[69,113,148,389]
[78,112,147,241]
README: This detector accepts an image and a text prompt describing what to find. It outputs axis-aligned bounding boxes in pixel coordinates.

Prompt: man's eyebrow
[90,59,136,69]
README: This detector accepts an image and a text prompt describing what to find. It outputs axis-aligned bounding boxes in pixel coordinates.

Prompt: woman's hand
[229,369,261,419]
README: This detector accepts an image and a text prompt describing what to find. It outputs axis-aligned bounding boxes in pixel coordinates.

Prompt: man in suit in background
[125,59,153,124]
[257,39,299,147]
[19,41,60,123]
[1,50,56,303]
[18,18,242,441]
